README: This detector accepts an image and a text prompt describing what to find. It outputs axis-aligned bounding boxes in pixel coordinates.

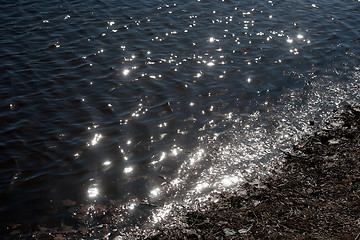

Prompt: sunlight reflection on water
[1,0,360,237]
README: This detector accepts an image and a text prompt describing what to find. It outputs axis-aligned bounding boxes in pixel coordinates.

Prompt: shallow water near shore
[1,0,360,236]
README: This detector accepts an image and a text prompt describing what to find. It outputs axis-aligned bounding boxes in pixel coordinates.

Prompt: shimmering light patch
[124,167,133,173]
[171,177,181,186]
[195,72,203,78]
[290,48,299,55]
[151,151,167,165]
[150,187,160,197]
[91,133,102,146]
[102,160,112,171]
[190,148,205,165]
[287,38,293,44]
[88,186,99,198]
[207,62,215,67]
[123,69,130,75]
[87,123,99,130]
[3,1,360,236]
[209,37,215,42]
[103,160,111,166]
[195,182,209,192]
[221,175,241,187]
[171,145,182,156]
[159,152,166,161]
[159,122,167,128]
[160,133,167,140]
[128,203,136,210]
[152,203,172,223]
[297,34,304,39]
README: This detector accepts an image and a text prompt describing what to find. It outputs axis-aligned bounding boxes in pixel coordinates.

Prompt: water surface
[0,0,359,236]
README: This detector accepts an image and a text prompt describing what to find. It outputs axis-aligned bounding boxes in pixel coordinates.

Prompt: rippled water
[1,0,359,236]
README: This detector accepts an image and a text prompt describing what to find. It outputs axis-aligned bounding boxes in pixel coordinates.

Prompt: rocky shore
[148,105,360,240]
[2,105,360,239]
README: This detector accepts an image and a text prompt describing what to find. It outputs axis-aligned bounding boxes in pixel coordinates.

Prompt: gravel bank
[148,105,360,240]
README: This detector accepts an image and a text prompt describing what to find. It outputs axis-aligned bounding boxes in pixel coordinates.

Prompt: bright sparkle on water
[103,160,111,166]
[150,187,160,197]
[2,0,360,237]
[128,203,136,210]
[124,167,133,174]
[221,175,242,187]
[90,133,102,146]
[123,69,130,75]
[159,152,166,161]
[88,186,99,198]
[195,182,209,193]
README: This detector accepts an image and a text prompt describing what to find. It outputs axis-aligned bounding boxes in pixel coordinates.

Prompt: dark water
[1,0,359,235]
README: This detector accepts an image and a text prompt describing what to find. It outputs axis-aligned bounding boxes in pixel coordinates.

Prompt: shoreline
[2,105,360,239]
[147,104,360,239]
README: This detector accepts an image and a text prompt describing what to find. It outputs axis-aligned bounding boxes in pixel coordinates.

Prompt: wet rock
[328,139,340,145]
[238,225,252,234]
[223,228,236,236]
[216,221,228,226]
[182,228,197,236]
